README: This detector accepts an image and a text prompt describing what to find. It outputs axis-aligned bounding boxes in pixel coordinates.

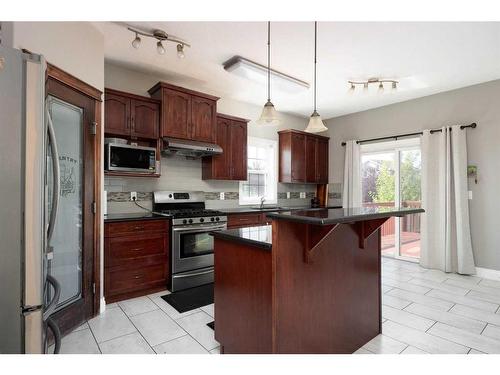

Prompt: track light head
[157,41,165,55]
[378,82,384,94]
[177,44,185,59]
[392,81,398,91]
[132,33,141,49]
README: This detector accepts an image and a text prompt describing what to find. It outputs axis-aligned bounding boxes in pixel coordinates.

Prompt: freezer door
[23,53,46,354]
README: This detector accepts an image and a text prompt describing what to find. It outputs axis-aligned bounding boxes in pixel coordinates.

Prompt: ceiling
[94,22,500,119]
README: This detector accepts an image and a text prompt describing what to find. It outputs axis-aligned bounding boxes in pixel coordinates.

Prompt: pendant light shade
[306,110,328,133]
[304,22,328,133]
[258,100,281,126]
[257,21,281,126]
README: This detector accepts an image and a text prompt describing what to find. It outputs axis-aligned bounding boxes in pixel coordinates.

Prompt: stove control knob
[188,219,193,224]
[215,217,220,222]
[182,219,187,224]
[169,194,173,198]
[210,217,215,222]
[200,218,204,223]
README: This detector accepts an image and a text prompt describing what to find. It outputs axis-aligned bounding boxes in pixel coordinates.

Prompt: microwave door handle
[46,108,60,245]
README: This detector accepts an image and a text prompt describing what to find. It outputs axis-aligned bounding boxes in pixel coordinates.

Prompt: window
[239,137,278,205]
[360,138,422,261]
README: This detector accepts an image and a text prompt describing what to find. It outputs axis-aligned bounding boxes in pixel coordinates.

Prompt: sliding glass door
[360,138,421,261]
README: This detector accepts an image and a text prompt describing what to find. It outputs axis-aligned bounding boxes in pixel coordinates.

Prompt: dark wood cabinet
[316,137,329,184]
[227,213,270,229]
[130,99,159,139]
[104,219,169,303]
[149,82,219,143]
[191,96,217,142]
[202,113,249,181]
[104,88,160,140]
[104,91,130,137]
[279,129,329,184]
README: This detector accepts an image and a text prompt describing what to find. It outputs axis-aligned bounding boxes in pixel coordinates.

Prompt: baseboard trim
[476,267,500,281]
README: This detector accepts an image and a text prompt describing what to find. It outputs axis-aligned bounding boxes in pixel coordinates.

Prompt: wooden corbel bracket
[304,224,340,264]
[350,218,390,249]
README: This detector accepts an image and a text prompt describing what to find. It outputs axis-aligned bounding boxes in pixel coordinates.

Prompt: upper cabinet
[202,114,249,181]
[148,82,218,143]
[104,88,160,140]
[278,129,329,184]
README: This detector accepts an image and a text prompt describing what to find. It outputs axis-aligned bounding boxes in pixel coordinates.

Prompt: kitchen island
[211,206,424,354]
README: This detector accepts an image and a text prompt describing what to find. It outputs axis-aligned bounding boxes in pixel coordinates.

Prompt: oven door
[172,223,226,274]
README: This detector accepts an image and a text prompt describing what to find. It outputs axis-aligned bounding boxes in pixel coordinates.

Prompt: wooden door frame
[46,63,102,332]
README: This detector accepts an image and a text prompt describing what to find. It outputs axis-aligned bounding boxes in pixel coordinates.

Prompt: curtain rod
[340,123,477,146]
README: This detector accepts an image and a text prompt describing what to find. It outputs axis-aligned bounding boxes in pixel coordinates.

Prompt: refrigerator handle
[43,274,61,321]
[46,107,60,245]
[45,317,61,354]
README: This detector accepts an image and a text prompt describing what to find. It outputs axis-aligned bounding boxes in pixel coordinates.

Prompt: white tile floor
[54,257,500,354]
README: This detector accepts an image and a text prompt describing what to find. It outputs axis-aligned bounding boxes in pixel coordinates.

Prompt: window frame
[239,136,278,206]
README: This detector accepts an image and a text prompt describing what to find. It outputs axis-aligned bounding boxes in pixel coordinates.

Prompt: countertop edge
[211,229,272,250]
[266,208,425,226]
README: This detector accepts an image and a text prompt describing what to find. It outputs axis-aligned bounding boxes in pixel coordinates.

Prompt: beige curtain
[342,140,361,208]
[420,126,475,274]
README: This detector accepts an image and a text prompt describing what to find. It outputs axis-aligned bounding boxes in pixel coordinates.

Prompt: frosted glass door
[47,96,83,310]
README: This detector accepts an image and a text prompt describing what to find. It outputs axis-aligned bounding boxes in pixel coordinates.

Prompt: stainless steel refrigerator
[0,46,62,353]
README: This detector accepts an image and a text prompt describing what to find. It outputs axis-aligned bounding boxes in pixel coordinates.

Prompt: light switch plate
[130,191,137,201]
[220,192,225,200]
[468,190,473,200]
[286,192,291,199]
[300,192,306,199]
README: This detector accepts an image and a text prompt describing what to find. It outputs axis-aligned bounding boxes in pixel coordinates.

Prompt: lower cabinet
[104,219,169,303]
[227,213,271,229]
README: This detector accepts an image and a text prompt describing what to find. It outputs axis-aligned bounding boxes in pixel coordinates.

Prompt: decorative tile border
[107,191,317,202]
[107,192,152,202]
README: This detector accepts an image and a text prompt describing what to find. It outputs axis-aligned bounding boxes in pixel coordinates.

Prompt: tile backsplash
[104,154,342,214]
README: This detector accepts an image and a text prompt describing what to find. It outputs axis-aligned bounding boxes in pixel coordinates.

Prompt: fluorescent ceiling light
[223,56,309,94]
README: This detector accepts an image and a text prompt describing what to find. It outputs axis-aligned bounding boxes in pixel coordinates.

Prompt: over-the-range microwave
[105,142,157,174]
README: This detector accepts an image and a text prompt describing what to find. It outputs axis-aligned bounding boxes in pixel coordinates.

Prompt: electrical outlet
[468,190,473,200]
[300,192,306,199]
[286,192,291,199]
[130,191,137,201]
[220,192,225,200]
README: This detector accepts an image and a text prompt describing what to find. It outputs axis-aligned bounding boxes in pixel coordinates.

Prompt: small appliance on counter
[311,197,320,208]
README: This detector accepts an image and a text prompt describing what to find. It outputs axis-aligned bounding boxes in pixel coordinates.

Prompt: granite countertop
[266,206,424,226]
[104,212,171,222]
[211,225,272,250]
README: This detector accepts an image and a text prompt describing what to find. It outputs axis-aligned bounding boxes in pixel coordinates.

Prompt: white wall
[104,63,316,213]
[12,22,104,91]
[325,79,500,271]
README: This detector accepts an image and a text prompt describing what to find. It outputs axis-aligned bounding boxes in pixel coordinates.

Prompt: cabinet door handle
[134,226,144,231]
[133,274,143,279]
[130,247,143,252]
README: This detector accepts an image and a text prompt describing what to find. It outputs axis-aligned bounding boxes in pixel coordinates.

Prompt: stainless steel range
[153,191,227,292]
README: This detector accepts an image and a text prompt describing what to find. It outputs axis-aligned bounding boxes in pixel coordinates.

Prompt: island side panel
[214,238,273,353]
[272,220,381,354]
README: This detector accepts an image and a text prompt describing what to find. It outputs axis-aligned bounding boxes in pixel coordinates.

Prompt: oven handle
[172,224,227,233]
[172,269,214,279]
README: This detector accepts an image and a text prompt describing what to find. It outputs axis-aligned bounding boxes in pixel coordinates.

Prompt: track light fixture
[131,33,141,49]
[348,78,399,94]
[128,26,190,58]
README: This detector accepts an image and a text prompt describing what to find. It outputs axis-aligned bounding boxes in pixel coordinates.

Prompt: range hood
[161,137,223,158]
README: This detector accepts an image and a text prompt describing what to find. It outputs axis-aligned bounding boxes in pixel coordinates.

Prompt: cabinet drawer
[106,234,167,267]
[105,263,167,296]
[105,219,168,237]
[227,213,263,228]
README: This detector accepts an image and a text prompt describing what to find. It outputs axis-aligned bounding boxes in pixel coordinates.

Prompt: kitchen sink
[250,206,285,211]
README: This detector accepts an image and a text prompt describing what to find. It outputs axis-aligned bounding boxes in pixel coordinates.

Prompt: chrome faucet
[260,196,266,209]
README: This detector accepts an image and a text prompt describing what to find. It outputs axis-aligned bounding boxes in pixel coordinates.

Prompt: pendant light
[257,21,281,126]
[304,22,328,133]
